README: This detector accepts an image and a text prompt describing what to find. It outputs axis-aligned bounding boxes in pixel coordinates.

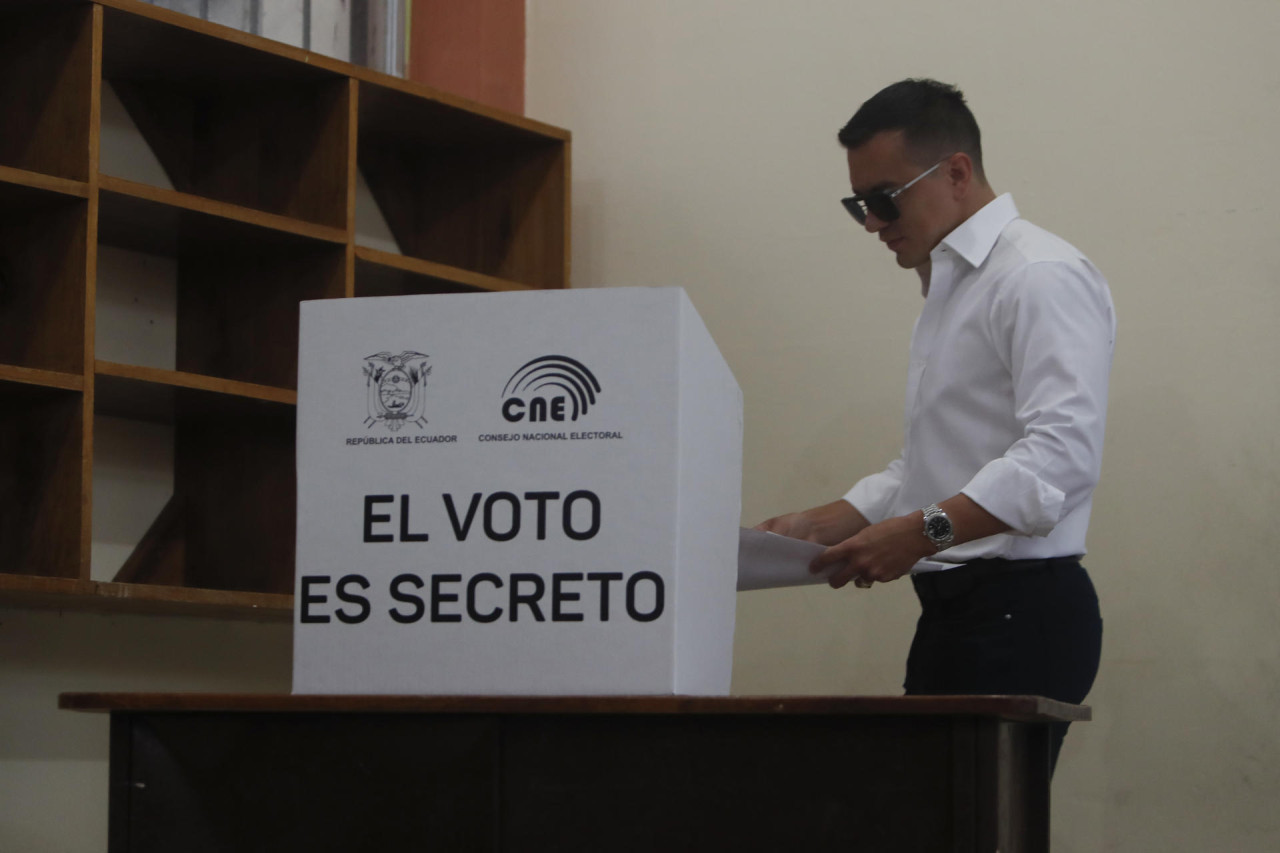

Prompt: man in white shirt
[756,79,1113,771]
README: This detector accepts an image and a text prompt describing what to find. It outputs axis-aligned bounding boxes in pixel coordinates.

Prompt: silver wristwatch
[921,503,955,552]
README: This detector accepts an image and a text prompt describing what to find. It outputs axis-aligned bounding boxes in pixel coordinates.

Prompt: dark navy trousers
[905,558,1103,774]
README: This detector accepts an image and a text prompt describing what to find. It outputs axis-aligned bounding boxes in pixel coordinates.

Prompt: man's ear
[947,152,975,199]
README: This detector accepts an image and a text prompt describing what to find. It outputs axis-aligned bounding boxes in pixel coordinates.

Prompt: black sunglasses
[841,156,951,225]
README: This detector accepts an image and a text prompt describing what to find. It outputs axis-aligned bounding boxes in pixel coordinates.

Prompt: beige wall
[526,0,1280,850]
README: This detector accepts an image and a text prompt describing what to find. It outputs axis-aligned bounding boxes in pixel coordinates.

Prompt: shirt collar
[934,193,1019,269]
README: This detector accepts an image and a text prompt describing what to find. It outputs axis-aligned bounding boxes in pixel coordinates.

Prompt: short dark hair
[838,79,985,180]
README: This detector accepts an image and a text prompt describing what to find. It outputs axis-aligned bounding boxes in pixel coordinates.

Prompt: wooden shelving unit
[0,0,571,619]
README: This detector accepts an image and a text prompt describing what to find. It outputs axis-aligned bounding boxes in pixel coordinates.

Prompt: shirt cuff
[962,458,1065,537]
[842,472,900,525]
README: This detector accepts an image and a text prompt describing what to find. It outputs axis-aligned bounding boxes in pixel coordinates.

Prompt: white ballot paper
[737,528,836,591]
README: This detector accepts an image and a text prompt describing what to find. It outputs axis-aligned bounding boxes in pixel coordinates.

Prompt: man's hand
[809,495,1013,588]
[753,500,870,547]
[810,511,934,589]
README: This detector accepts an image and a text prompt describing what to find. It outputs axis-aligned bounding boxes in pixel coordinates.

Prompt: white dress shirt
[842,194,1116,571]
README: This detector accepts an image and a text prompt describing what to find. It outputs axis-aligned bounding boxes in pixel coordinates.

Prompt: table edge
[58,692,1091,722]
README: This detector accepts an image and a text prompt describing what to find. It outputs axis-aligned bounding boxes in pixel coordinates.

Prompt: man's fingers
[812,538,879,588]
[828,564,862,589]
[809,542,848,572]
[822,555,877,589]
[755,515,803,537]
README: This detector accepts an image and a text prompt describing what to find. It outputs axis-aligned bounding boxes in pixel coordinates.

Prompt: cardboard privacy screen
[293,287,742,695]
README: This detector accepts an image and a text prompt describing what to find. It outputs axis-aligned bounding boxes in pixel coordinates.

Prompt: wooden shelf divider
[354,244,536,296]
[0,363,85,392]
[0,164,90,199]
[99,175,348,247]
[95,361,297,405]
[0,573,292,621]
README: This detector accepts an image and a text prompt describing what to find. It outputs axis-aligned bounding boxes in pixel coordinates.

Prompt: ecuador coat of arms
[363,351,431,431]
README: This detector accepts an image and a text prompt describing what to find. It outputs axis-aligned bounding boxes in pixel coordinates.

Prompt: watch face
[925,514,953,540]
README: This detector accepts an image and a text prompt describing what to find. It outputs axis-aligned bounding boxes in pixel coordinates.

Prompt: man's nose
[863,211,887,233]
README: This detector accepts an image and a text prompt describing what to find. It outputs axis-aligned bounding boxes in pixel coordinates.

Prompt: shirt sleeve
[842,454,905,525]
[961,258,1115,536]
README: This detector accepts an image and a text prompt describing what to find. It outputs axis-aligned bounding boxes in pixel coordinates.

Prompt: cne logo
[501,355,601,423]
[364,351,431,431]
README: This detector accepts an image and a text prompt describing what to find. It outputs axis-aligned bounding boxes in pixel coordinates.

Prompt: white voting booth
[293,287,742,695]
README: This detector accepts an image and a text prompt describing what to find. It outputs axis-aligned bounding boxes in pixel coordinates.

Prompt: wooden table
[60,693,1088,852]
